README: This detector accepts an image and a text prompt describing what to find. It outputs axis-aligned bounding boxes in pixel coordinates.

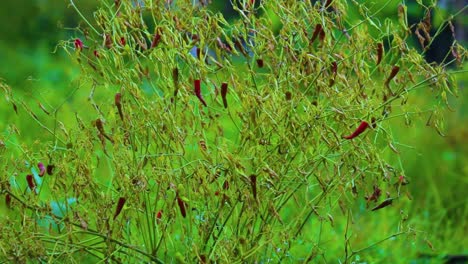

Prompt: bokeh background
[0,0,466,261]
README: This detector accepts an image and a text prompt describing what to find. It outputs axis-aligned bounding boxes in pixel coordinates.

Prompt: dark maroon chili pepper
[343,121,369,140]
[151,30,162,48]
[156,210,163,220]
[38,162,46,177]
[104,34,112,49]
[5,194,11,208]
[376,43,383,65]
[194,79,207,107]
[115,93,124,121]
[371,198,394,211]
[47,164,55,175]
[26,174,36,192]
[196,47,201,60]
[221,82,228,108]
[223,180,230,190]
[256,59,264,68]
[74,38,84,51]
[329,61,337,87]
[93,50,100,58]
[113,197,126,220]
[173,67,179,97]
[95,118,114,143]
[324,0,332,8]
[385,65,400,88]
[120,37,126,46]
[177,196,187,218]
[310,24,323,44]
[250,175,257,199]
[319,28,326,42]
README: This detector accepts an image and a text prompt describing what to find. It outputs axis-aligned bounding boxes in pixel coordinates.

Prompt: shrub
[1,0,465,262]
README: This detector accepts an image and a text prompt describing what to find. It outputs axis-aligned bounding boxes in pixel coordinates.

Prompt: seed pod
[38,162,46,177]
[26,174,36,192]
[310,24,323,44]
[151,29,162,48]
[113,197,126,220]
[250,174,257,199]
[256,59,264,68]
[343,121,369,140]
[47,164,55,175]
[329,61,337,87]
[221,82,228,108]
[177,196,187,218]
[173,68,179,97]
[5,194,11,208]
[385,65,400,88]
[371,198,394,211]
[376,43,383,65]
[194,79,207,107]
[74,38,84,51]
[115,93,124,121]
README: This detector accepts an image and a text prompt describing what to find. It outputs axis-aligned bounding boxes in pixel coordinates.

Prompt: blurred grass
[0,1,466,262]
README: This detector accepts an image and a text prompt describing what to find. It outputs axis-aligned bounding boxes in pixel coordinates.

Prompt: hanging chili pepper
[173,68,179,97]
[74,38,84,51]
[5,194,11,208]
[385,65,400,88]
[37,162,46,177]
[151,30,162,49]
[371,198,394,211]
[221,82,228,108]
[250,175,257,199]
[376,43,383,65]
[156,210,163,220]
[177,196,187,218]
[47,164,55,175]
[256,59,264,68]
[113,197,126,220]
[26,174,36,192]
[343,121,369,139]
[194,79,207,107]
[329,61,337,87]
[115,93,124,121]
[95,118,114,143]
[119,37,126,46]
[310,24,323,44]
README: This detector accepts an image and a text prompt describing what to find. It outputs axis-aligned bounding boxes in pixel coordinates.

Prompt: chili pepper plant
[0,0,466,262]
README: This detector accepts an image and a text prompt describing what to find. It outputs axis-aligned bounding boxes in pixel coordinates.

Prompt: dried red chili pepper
[173,67,179,97]
[115,93,124,121]
[177,196,187,218]
[113,197,126,220]
[310,24,323,44]
[194,79,207,107]
[47,164,55,175]
[385,65,400,88]
[371,198,394,211]
[221,82,228,108]
[95,118,114,143]
[26,174,36,192]
[38,162,45,177]
[256,59,264,68]
[376,43,383,65]
[250,175,257,199]
[5,194,11,208]
[156,210,163,220]
[74,38,84,51]
[223,180,230,190]
[343,121,369,140]
[120,37,126,46]
[329,61,337,87]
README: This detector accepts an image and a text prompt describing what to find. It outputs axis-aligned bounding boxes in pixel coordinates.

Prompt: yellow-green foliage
[0,0,466,262]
